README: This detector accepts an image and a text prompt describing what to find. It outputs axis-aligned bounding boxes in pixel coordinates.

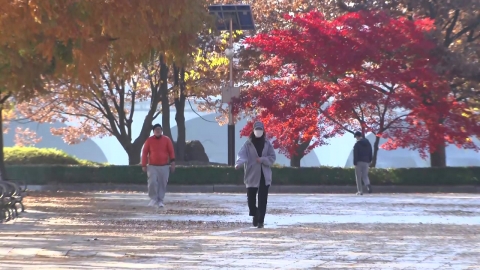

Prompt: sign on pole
[221,86,241,103]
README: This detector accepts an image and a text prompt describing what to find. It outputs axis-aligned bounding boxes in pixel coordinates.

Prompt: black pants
[247,170,270,224]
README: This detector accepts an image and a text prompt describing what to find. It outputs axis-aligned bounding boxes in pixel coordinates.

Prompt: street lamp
[208,4,256,166]
[224,38,235,168]
[224,48,234,59]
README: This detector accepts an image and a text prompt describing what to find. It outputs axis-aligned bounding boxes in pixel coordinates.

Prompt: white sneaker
[148,200,157,207]
[158,202,165,208]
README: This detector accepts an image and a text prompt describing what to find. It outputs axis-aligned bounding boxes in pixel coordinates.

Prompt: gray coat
[235,139,276,188]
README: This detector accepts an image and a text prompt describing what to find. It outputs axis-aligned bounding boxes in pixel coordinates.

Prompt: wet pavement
[1,192,480,269]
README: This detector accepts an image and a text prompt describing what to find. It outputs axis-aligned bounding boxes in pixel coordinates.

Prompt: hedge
[5,165,480,186]
[4,147,104,166]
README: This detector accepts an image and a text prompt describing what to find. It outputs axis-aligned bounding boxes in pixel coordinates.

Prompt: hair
[152,123,162,130]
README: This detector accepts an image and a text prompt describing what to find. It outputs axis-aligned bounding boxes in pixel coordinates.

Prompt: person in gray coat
[235,121,276,228]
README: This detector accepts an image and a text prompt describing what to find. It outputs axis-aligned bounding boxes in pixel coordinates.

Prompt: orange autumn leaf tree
[15,43,231,165]
[1,0,212,173]
[13,127,42,147]
[0,0,212,99]
[15,49,230,165]
[17,52,181,165]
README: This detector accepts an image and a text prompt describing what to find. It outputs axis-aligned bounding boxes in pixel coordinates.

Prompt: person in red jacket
[142,124,175,208]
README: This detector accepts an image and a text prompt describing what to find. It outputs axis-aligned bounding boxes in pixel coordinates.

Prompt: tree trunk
[174,66,187,162]
[290,154,303,167]
[429,123,447,167]
[160,57,172,140]
[126,143,143,165]
[128,53,164,165]
[0,108,7,179]
[130,123,154,166]
[430,143,447,167]
[289,140,310,167]
[370,135,381,168]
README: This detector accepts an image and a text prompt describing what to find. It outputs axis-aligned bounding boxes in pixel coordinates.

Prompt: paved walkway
[1,192,480,269]
[27,184,480,193]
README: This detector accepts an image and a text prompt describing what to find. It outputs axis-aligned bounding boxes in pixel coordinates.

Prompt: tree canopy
[0,0,212,99]
[235,10,480,165]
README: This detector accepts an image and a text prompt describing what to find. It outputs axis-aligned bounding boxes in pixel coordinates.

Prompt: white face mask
[254,130,264,138]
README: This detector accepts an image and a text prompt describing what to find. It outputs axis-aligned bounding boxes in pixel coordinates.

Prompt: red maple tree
[234,10,480,167]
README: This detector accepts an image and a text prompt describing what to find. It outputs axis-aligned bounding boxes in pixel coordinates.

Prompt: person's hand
[256,157,262,163]
[170,162,175,173]
[142,166,147,172]
[235,164,241,170]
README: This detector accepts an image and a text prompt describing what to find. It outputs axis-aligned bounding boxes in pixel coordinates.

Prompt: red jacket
[141,135,175,166]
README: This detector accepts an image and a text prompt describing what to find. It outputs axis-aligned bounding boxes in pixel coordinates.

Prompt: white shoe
[148,200,157,207]
[158,202,165,208]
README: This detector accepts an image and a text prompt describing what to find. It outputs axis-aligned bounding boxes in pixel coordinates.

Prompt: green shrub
[4,147,104,166]
[4,164,480,185]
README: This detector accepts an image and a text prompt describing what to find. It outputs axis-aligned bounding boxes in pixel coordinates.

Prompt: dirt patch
[387,202,478,209]
[268,207,349,215]
[22,191,235,221]
[291,223,480,238]
[38,217,248,232]
[425,210,477,216]
[268,208,294,215]
[161,209,232,215]
[25,191,91,198]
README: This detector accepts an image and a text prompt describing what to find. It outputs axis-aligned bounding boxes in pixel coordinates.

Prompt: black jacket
[353,138,373,165]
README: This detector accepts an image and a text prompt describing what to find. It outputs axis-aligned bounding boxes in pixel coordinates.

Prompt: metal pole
[227,17,235,166]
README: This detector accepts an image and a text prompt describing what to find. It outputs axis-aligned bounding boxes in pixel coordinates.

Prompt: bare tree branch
[382,113,411,131]
[444,9,460,46]
[449,15,480,45]
[50,110,115,135]
[0,92,11,104]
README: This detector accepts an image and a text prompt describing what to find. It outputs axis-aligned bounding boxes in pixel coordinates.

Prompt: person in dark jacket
[353,131,373,195]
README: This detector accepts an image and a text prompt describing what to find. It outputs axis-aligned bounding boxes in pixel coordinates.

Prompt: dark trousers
[247,171,270,224]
